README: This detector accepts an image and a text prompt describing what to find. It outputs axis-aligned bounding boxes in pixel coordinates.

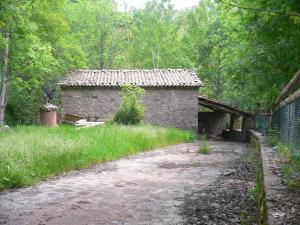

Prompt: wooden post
[0,32,10,127]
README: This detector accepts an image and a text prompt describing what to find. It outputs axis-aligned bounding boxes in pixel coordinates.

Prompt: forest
[1,0,300,125]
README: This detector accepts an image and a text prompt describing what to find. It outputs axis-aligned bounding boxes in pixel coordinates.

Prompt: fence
[255,69,300,155]
[255,113,271,135]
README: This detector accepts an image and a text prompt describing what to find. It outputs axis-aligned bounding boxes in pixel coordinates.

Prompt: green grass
[280,151,300,190]
[276,143,292,163]
[0,125,193,191]
[281,155,300,190]
[198,134,210,154]
[274,143,300,190]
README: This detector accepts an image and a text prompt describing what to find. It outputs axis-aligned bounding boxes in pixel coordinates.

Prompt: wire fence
[255,96,300,155]
[255,114,271,135]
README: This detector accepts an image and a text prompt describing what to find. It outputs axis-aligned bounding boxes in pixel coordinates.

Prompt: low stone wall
[249,130,300,225]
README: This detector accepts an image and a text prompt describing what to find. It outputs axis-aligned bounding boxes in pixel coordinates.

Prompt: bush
[113,84,145,125]
[199,134,209,154]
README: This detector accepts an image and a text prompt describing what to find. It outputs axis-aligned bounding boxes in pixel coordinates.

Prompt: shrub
[199,134,209,154]
[113,84,145,125]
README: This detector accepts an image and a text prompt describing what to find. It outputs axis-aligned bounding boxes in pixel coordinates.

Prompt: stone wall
[198,111,230,135]
[248,130,300,225]
[60,86,199,131]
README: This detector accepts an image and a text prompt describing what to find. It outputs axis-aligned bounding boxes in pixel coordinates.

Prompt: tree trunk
[0,32,10,127]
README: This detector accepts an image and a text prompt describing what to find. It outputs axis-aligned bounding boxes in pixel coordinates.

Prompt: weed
[276,143,292,163]
[281,154,300,190]
[199,134,209,154]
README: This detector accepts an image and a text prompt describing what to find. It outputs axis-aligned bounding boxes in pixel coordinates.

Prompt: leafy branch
[217,0,300,17]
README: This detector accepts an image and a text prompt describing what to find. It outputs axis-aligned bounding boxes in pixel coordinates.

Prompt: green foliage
[65,0,131,69]
[129,0,180,68]
[2,0,300,124]
[266,129,279,147]
[0,125,193,190]
[113,84,145,125]
[1,0,85,124]
[199,134,210,154]
[216,0,300,110]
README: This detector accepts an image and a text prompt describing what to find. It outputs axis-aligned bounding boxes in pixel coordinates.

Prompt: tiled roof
[59,69,203,87]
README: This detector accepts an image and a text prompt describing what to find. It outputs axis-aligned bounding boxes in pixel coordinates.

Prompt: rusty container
[40,104,58,127]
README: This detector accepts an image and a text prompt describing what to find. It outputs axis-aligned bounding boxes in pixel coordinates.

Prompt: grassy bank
[0,125,193,190]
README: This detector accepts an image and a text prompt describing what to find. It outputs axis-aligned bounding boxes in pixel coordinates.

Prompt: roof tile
[59,69,203,87]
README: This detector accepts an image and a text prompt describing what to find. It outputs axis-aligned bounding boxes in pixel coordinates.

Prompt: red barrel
[40,104,57,127]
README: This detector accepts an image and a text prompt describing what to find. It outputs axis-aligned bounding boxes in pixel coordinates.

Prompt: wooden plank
[198,96,253,118]
[278,88,300,109]
[274,69,300,106]
[65,114,85,123]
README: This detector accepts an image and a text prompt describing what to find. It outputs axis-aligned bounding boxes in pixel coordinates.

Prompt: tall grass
[0,125,193,190]
[198,134,209,154]
[276,143,300,190]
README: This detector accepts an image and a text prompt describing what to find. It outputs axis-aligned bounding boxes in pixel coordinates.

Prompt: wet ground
[0,141,255,225]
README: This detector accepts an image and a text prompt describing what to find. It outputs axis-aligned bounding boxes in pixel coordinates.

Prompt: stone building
[59,69,203,131]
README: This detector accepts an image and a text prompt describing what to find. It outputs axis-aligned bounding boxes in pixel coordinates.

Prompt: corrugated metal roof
[59,69,203,87]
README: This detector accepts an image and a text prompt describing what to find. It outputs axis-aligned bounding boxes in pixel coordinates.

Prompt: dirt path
[0,141,254,225]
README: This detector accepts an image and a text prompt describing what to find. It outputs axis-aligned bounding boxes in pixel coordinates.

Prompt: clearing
[0,141,256,225]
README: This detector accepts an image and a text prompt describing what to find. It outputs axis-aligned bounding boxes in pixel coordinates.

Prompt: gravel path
[0,141,255,225]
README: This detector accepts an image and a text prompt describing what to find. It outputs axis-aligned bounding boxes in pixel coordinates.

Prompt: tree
[129,0,180,69]
[0,0,84,124]
[216,0,300,110]
[178,0,224,99]
[65,0,132,69]
[0,32,10,127]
